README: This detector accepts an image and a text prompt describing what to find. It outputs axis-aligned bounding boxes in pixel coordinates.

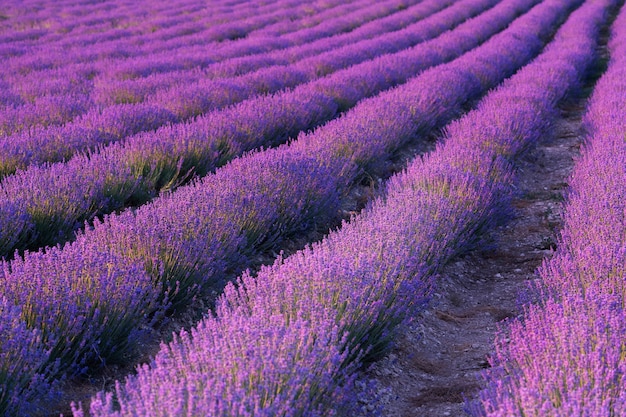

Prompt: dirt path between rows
[354,77,601,417]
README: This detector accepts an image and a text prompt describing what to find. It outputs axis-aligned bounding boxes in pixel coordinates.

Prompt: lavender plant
[0,0,579,406]
[0,239,160,375]
[0,298,56,417]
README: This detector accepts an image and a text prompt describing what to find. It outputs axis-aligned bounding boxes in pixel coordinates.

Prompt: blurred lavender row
[0,0,315,84]
[0,0,500,255]
[0,0,355,123]
[0,0,369,145]
[90,0,435,106]
[474,1,626,415]
[0,0,576,414]
[0,0,417,132]
[0,0,420,115]
[0,0,457,176]
[71,0,606,414]
[0,0,318,101]
[0,0,346,66]
[0,0,380,89]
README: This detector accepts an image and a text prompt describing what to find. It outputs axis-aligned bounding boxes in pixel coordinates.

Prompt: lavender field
[0,0,623,415]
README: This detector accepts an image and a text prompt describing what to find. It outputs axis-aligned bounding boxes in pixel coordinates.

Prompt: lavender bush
[0,298,56,417]
[0,238,160,375]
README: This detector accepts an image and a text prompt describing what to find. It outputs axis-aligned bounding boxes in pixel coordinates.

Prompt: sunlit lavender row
[2,0,421,96]
[474,1,626,415]
[0,0,412,101]
[0,0,331,107]
[82,0,424,107]
[0,0,477,183]
[70,0,611,414]
[1,0,347,67]
[0,0,580,414]
[0,0,516,257]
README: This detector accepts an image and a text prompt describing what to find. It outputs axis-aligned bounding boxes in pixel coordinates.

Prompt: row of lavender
[0,0,347,69]
[0,0,321,104]
[0,0,451,178]
[0,0,250,42]
[0,0,392,143]
[0,0,419,137]
[53,0,397,106]
[71,0,615,414]
[474,3,626,415]
[3,0,385,82]
[0,0,315,102]
[2,0,393,159]
[0,0,508,259]
[0,0,387,112]
[0,0,577,414]
[91,0,437,106]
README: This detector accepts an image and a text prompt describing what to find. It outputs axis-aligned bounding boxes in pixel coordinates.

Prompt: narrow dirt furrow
[355,79,600,417]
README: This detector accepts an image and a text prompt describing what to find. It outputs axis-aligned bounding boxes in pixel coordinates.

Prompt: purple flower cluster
[474,1,626,415]
[0,0,514,255]
[0,298,56,417]
[0,93,92,136]
[0,238,159,375]
[70,0,597,414]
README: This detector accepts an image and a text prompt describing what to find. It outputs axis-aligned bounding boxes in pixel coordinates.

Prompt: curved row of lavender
[0,0,580,414]
[0,0,266,48]
[0,0,345,67]
[91,0,436,105]
[0,0,275,69]
[0,0,511,257]
[0,0,328,104]
[0,0,458,177]
[0,0,397,100]
[5,0,395,83]
[0,0,421,135]
[0,0,343,95]
[473,2,626,415]
[74,0,414,105]
[71,0,614,414]
[0,0,430,123]
[0,0,457,141]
